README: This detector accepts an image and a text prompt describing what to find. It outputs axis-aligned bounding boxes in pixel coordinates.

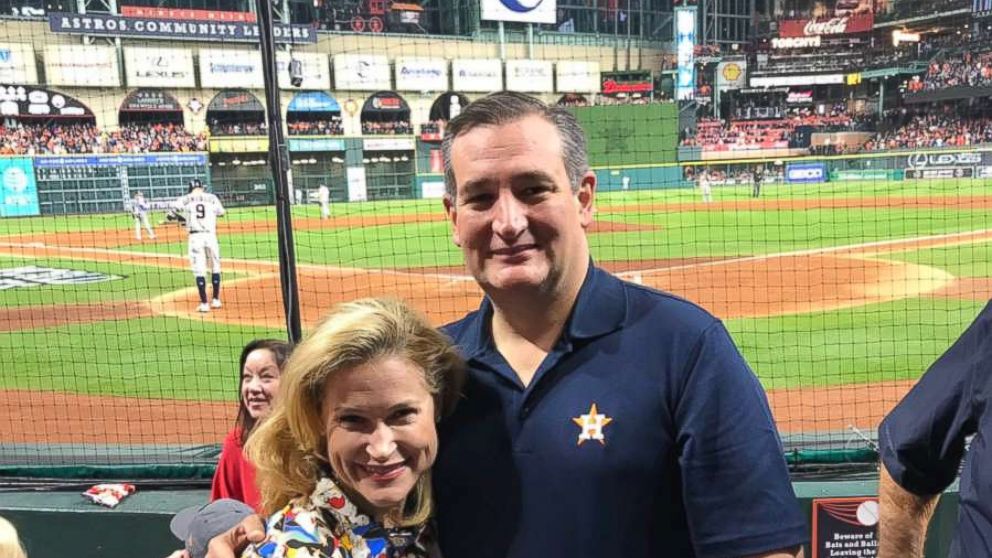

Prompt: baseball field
[2,177,991,459]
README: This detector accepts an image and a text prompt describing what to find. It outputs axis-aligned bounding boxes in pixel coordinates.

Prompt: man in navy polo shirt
[205,92,807,558]
[878,302,992,557]
[433,92,806,557]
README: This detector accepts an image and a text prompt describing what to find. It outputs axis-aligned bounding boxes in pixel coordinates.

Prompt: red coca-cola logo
[804,17,849,35]
[779,13,873,37]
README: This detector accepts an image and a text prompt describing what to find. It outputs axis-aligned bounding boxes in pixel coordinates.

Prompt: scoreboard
[32,153,208,215]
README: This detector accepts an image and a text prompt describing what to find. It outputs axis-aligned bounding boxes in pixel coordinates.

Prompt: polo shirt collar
[459,261,628,361]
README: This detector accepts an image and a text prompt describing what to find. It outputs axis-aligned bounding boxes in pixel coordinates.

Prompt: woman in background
[211,339,291,511]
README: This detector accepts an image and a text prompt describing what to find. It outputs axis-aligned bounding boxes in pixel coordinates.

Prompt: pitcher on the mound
[172,179,225,313]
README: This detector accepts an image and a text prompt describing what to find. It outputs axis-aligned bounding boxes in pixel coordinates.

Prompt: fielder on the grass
[131,191,156,241]
[172,179,225,313]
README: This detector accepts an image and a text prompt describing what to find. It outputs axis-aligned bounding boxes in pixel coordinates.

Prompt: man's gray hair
[441,92,589,202]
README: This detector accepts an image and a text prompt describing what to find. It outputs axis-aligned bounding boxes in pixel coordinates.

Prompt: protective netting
[1,0,991,478]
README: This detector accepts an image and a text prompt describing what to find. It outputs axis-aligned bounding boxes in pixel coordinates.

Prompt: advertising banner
[276,51,330,90]
[363,138,415,151]
[120,89,182,112]
[904,151,985,168]
[830,169,899,181]
[121,6,256,22]
[333,54,390,91]
[480,0,556,24]
[751,74,845,87]
[0,85,92,118]
[394,57,448,92]
[786,162,827,183]
[452,58,502,92]
[675,7,696,101]
[32,153,207,168]
[199,49,263,89]
[811,497,878,558]
[0,43,38,85]
[346,166,368,202]
[905,167,975,180]
[48,12,315,44]
[979,166,992,178]
[207,89,264,112]
[787,90,814,104]
[287,91,339,113]
[44,44,120,87]
[601,73,653,96]
[288,138,345,152]
[506,59,553,92]
[555,61,600,93]
[779,13,874,37]
[716,58,746,91]
[0,157,40,218]
[124,46,195,88]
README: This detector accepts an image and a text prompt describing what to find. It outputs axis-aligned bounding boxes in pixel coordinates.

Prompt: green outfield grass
[728,298,987,390]
[0,315,282,399]
[2,178,992,403]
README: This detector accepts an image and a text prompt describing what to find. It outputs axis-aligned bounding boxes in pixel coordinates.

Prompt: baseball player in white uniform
[172,179,225,313]
[131,191,156,240]
[317,183,330,220]
[699,168,713,203]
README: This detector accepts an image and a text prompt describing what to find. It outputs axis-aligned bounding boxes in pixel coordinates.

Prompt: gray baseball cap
[170,499,255,558]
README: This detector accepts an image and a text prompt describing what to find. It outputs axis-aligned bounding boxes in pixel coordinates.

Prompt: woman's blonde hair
[0,516,27,558]
[246,298,465,526]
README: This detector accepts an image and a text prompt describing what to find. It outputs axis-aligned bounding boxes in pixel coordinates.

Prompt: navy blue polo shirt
[879,300,992,558]
[434,264,807,558]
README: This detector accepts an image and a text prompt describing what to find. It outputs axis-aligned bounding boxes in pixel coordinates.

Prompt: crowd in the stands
[918,50,992,91]
[0,123,207,155]
[863,112,992,150]
[287,118,344,136]
[210,121,268,135]
[361,120,413,135]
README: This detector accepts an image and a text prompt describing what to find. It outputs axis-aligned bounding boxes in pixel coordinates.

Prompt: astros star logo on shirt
[572,403,613,446]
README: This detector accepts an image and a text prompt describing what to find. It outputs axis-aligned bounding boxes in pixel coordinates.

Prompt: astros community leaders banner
[48,12,316,44]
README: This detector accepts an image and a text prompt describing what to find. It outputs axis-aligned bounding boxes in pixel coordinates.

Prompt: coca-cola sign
[779,13,873,37]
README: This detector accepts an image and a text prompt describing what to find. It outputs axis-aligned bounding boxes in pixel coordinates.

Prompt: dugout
[360,91,415,200]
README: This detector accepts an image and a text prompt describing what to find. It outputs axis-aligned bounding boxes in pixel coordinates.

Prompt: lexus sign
[906,152,983,168]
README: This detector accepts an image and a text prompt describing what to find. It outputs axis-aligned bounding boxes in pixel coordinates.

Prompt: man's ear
[576,171,597,228]
[443,194,461,247]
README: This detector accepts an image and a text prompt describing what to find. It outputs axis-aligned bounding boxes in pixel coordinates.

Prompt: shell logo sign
[722,63,742,82]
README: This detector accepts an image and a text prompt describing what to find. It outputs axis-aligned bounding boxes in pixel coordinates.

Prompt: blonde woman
[242,298,465,558]
[0,516,27,558]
